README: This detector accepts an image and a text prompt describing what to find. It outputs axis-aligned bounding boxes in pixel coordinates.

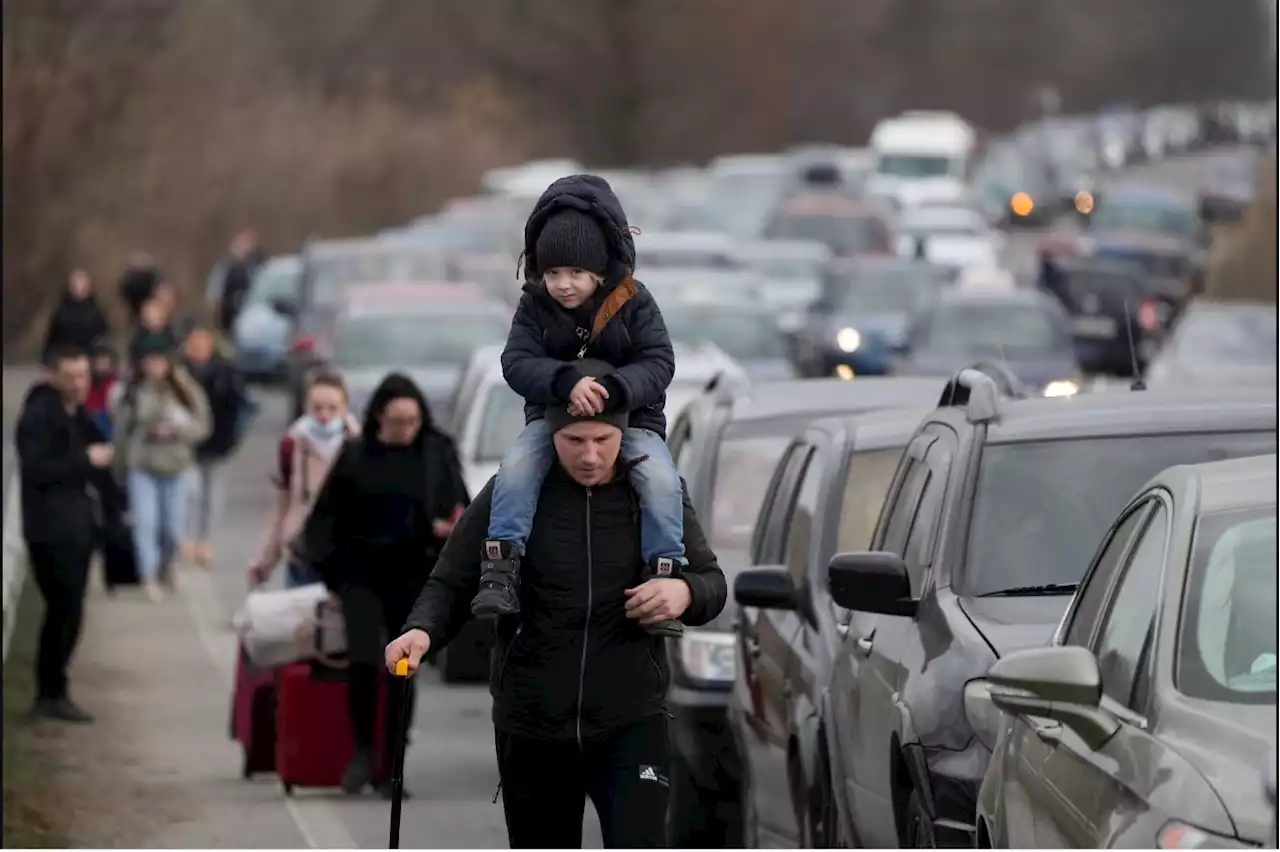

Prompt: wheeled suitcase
[101,520,140,589]
[274,659,391,794]
[231,643,278,778]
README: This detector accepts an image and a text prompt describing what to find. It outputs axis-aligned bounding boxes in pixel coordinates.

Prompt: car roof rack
[936,363,1025,423]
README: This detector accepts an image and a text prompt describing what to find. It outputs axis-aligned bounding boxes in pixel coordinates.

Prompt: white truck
[864,111,978,211]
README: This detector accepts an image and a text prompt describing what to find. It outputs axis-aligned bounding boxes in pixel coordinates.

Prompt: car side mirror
[734,567,797,611]
[827,551,917,618]
[987,646,1119,750]
[270,298,297,317]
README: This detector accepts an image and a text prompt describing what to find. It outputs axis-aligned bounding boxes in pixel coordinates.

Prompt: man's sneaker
[31,697,94,724]
[471,540,521,618]
[341,746,375,794]
[641,557,686,638]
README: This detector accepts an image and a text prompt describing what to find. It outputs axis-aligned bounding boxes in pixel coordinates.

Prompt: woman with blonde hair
[247,372,360,589]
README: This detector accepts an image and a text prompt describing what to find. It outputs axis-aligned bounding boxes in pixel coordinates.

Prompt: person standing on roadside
[128,296,179,368]
[209,227,265,337]
[180,324,251,567]
[16,346,120,723]
[302,373,468,798]
[118,253,162,325]
[86,344,121,440]
[384,361,727,849]
[247,372,360,589]
[42,270,110,365]
[113,334,211,602]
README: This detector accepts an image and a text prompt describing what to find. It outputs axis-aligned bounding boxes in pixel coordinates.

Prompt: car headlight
[1043,379,1080,398]
[835,327,861,353]
[963,679,1004,752]
[1157,821,1253,849]
[678,631,736,684]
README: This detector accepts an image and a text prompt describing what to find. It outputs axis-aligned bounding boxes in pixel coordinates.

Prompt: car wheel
[904,787,937,849]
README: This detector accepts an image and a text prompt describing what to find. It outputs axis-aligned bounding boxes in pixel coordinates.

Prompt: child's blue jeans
[128,468,188,583]
[488,419,686,563]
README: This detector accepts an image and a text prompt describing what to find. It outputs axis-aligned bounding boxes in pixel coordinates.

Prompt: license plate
[1073,316,1117,338]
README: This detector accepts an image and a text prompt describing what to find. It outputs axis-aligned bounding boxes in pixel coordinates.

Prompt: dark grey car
[892,288,1084,396]
[816,374,1276,848]
[662,376,944,847]
[976,455,1278,848]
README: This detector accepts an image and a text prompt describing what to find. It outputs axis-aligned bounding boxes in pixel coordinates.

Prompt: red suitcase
[274,659,391,794]
[231,643,278,778]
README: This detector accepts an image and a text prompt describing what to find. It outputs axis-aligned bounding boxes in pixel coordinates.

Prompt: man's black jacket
[404,464,727,744]
[15,383,119,550]
[501,174,676,437]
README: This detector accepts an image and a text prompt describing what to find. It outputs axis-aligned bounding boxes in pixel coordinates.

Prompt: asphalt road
[0,146,1248,848]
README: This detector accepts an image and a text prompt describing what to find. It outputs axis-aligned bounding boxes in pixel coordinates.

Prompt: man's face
[54,356,91,405]
[553,420,622,486]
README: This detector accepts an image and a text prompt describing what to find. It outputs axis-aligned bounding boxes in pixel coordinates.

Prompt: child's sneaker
[641,557,686,638]
[472,540,522,618]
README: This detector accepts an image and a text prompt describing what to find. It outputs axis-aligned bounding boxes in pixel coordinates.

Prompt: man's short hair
[45,344,88,367]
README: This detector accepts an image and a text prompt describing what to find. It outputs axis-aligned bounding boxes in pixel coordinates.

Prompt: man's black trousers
[27,540,93,701]
[496,714,671,849]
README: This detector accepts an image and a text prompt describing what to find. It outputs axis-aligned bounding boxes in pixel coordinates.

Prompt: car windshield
[921,302,1067,355]
[247,261,300,304]
[1181,506,1277,703]
[709,430,794,556]
[827,271,943,314]
[1174,310,1278,366]
[964,432,1279,597]
[877,153,955,179]
[475,384,527,462]
[765,213,889,255]
[333,312,509,368]
[1091,198,1198,240]
[664,308,787,359]
[310,250,449,304]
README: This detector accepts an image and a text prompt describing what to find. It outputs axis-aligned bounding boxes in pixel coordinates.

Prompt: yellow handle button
[395,659,410,677]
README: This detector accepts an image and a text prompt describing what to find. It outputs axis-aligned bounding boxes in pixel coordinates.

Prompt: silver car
[975,454,1278,848]
[231,255,301,381]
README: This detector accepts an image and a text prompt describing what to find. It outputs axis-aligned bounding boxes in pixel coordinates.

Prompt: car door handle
[1031,720,1062,745]
[855,634,875,656]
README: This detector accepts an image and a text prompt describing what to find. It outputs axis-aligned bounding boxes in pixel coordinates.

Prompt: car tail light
[1137,301,1161,332]
[290,336,317,354]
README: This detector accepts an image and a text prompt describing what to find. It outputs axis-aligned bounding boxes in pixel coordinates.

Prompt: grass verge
[2,578,70,848]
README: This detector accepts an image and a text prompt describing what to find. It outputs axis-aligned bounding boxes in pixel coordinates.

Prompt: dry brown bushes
[3,0,1273,355]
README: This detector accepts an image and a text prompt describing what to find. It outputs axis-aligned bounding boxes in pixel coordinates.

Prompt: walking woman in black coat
[303,372,469,798]
[42,270,110,365]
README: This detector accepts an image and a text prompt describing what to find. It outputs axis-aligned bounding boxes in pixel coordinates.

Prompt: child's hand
[568,377,608,416]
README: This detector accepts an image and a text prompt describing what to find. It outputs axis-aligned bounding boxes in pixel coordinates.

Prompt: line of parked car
[668,366,1277,849]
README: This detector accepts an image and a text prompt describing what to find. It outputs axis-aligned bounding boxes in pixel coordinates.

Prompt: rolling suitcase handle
[388,658,413,849]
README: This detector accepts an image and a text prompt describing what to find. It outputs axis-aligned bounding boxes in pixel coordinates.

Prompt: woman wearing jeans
[181,325,249,567]
[113,333,211,602]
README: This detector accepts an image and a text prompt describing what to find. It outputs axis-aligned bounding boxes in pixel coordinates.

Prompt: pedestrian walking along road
[305,372,468,798]
[16,347,121,722]
[386,362,728,849]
